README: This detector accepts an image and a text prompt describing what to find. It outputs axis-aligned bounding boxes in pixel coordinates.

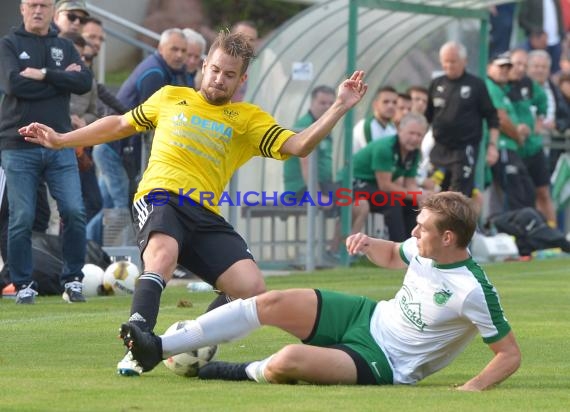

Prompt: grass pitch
[1,258,569,411]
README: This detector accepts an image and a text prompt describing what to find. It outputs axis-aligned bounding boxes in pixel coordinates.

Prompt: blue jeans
[1,148,86,288]
[87,144,130,245]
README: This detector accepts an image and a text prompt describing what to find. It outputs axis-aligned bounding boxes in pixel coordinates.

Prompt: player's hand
[346,232,371,255]
[337,70,368,110]
[19,122,63,149]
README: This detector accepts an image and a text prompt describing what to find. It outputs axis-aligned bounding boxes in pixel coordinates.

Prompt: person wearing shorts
[20,31,368,376]
[122,192,521,391]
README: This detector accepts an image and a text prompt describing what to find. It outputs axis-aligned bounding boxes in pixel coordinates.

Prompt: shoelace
[65,281,83,293]
[18,283,38,298]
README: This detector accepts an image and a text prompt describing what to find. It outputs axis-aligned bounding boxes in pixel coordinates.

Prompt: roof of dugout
[246,0,515,128]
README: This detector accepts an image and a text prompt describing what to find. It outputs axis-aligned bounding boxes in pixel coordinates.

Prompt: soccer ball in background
[102,261,139,295]
[82,264,105,297]
[162,320,218,377]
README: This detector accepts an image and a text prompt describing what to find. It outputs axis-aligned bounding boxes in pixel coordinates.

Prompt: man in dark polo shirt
[426,41,500,198]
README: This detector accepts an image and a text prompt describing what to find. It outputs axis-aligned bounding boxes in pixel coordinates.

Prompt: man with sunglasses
[53,0,89,35]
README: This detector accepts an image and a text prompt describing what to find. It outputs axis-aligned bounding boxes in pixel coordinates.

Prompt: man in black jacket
[426,41,500,199]
[0,0,92,304]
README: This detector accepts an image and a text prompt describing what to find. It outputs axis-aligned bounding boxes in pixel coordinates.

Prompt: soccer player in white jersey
[115,191,521,390]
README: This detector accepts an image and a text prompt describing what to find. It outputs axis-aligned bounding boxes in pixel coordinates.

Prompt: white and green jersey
[370,237,511,384]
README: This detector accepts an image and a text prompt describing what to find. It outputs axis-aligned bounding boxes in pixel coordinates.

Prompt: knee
[142,237,178,280]
[264,345,304,384]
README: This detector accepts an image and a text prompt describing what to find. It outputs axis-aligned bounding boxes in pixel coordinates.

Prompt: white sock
[161,297,260,357]
[245,355,274,383]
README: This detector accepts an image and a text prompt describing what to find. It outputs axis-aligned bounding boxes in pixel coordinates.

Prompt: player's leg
[178,208,266,311]
[264,344,358,384]
[123,289,318,371]
[117,197,183,375]
[200,345,357,384]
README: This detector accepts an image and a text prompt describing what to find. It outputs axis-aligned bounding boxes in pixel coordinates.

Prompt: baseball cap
[491,52,512,66]
[55,0,90,16]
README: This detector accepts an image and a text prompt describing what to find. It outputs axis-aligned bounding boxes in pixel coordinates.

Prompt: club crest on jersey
[223,108,239,121]
[460,86,471,99]
[433,288,453,306]
[50,47,64,66]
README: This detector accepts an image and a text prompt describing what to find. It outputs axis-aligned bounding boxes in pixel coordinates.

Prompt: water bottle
[187,281,214,292]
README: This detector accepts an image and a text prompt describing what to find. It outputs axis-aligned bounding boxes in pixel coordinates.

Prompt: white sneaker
[117,351,143,376]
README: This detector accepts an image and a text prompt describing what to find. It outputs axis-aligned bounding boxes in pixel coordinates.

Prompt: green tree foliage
[202,0,308,36]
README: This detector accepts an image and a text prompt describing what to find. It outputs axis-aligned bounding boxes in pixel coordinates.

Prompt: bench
[240,202,332,269]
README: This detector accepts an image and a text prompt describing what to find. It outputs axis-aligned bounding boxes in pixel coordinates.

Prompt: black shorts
[429,142,478,197]
[133,195,254,284]
[522,150,550,188]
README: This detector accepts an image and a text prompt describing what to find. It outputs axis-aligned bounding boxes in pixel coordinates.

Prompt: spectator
[75,19,130,246]
[352,85,398,154]
[81,16,105,56]
[20,32,367,375]
[425,41,500,198]
[0,0,92,304]
[508,48,558,227]
[519,0,565,73]
[52,0,89,35]
[351,112,428,242]
[182,28,207,90]
[527,49,566,174]
[489,2,517,58]
[61,31,102,223]
[117,28,190,196]
[230,21,259,102]
[406,85,428,115]
[283,85,369,253]
[485,52,535,212]
[121,192,521,391]
[393,92,412,127]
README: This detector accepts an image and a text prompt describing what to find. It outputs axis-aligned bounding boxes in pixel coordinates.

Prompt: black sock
[206,293,234,312]
[128,271,166,332]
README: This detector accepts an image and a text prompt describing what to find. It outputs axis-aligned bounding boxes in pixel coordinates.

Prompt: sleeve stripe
[132,106,154,130]
[259,125,285,158]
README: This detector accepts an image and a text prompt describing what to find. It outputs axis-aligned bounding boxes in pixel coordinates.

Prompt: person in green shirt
[283,85,369,253]
[352,112,428,242]
[508,48,558,227]
[485,52,535,212]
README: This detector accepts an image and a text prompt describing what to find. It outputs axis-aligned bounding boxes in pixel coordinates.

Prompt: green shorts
[303,289,393,385]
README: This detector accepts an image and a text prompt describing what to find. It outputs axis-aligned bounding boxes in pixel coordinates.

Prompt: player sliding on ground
[120,192,521,390]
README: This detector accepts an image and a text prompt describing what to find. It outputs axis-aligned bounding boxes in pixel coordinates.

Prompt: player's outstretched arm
[280,71,368,157]
[346,233,406,270]
[19,115,136,149]
[457,331,521,391]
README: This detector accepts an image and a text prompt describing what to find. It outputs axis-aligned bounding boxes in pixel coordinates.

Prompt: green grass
[1,258,569,411]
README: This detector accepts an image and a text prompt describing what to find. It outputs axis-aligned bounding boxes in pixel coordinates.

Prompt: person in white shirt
[121,191,521,391]
[352,85,398,153]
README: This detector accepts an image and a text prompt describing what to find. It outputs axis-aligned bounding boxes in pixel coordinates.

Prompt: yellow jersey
[124,86,295,215]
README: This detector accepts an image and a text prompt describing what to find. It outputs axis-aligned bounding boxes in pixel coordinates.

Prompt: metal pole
[340,0,358,266]
[306,149,318,272]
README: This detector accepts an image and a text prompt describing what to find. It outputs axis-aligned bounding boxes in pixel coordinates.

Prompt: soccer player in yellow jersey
[20,30,368,376]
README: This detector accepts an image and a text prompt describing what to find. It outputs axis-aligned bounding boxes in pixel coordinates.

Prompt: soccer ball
[81,263,104,297]
[162,320,218,377]
[102,261,139,295]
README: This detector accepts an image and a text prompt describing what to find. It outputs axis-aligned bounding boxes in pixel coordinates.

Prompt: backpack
[491,207,570,256]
